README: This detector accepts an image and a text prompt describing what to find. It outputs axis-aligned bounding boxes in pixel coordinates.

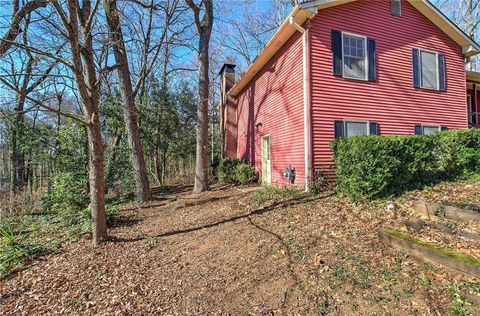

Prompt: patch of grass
[381,270,396,286]
[142,237,157,251]
[447,282,480,315]
[417,275,431,288]
[0,227,46,276]
[253,187,306,205]
[450,293,473,316]
[355,269,372,289]
[386,229,480,267]
[332,266,350,283]
[0,204,119,278]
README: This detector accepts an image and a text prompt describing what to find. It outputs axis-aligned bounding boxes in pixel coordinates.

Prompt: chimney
[219,63,236,98]
[218,63,237,158]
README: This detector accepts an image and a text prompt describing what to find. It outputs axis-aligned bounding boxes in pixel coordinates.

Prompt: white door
[261,136,271,185]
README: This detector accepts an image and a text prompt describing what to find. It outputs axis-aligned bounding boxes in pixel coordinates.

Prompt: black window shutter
[414,125,423,135]
[369,122,379,135]
[367,38,376,81]
[441,126,448,131]
[412,49,420,88]
[334,121,345,139]
[438,54,446,91]
[332,30,342,76]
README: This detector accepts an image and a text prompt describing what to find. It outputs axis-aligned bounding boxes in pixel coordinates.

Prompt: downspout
[289,16,311,192]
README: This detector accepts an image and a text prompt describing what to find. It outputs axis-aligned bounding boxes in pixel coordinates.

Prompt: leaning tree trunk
[188,0,213,193]
[104,0,151,201]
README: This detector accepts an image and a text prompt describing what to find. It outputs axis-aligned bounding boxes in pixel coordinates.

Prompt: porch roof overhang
[467,71,480,84]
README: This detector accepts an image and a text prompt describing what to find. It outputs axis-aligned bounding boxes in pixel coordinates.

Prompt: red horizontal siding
[235,33,305,186]
[309,0,468,177]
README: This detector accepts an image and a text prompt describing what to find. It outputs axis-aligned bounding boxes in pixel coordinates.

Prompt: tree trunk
[87,119,108,243]
[188,0,213,193]
[105,130,121,187]
[104,0,151,201]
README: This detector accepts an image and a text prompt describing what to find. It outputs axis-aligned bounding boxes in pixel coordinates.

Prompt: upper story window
[332,30,376,81]
[420,50,438,89]
[343,33,367,80]
[412,48,446,91]
[391,0,401,16]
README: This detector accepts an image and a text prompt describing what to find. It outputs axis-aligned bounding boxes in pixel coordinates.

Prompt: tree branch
[0,0,50,58]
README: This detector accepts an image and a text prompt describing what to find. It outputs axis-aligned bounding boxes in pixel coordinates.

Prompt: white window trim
[344,120,370,137]
[341,32,369,81]
[418,48,440,91]
[391,0,402,16]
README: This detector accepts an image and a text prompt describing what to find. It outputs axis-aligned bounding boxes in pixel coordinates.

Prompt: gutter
[289,17,312,192]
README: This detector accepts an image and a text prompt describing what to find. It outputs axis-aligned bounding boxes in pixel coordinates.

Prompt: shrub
[42,172,89,213]
[437,129,480,176]
[332,129,480,201]
[217,157,240,184]
[218,158,257,184]
[235,163,257,184]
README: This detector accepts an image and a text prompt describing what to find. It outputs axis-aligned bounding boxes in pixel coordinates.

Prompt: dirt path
[1,185,478,315]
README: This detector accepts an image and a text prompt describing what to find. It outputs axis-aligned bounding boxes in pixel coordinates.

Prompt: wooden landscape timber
[403,218,480,241]
[379,229,480,278]
[412,200,480,222]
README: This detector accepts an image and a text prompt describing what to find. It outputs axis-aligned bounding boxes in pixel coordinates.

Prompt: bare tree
[1,14,59,193]
[52,0,108,245]
[103,0,152,201]
[186,0,213,193]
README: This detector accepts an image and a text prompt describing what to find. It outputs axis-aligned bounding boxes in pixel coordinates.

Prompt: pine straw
[1,181,479,315]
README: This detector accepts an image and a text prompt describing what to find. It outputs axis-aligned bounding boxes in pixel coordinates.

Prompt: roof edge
[407,0,480,57]
[229,6,315,97]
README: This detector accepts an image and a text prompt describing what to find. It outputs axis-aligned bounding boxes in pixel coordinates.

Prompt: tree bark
[105,130,121,187]
[186,0,213,193]
[86,117,107,243]
[104,0,151,201]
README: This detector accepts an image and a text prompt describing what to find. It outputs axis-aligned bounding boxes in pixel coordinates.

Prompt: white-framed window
[391,0,401,16]
[422,125,441,135]
[342,32,368,80]
[345,121,369,137]
[419,50,439,90]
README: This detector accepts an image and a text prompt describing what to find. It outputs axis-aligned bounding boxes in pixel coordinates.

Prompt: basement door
[261,135,271,185]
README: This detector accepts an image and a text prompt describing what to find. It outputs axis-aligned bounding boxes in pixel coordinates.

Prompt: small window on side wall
[334,120,380,139]
[414,125,448,135]
[391,0,401,16]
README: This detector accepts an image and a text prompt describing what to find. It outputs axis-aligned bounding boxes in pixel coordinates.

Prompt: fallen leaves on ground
[1,180,479,315]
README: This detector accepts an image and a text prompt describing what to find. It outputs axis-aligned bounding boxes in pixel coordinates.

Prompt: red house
[219,0,480,190]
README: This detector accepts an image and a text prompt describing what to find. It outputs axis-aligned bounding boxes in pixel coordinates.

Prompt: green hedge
[217,158,257,185]
[331,129,480,201]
